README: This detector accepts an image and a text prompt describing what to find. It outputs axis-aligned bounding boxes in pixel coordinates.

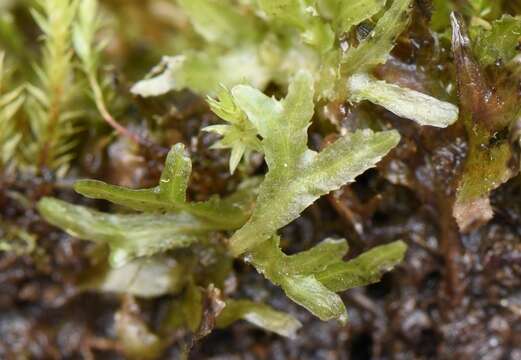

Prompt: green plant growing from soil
[2,0,521,358]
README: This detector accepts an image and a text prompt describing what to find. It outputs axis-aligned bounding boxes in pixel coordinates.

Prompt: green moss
[3,0,521,357]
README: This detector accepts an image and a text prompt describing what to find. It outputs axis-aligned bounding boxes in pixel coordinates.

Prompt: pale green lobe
[204,124,230,137]
[217,300,302,338]
[74,179,173,212]
[249,237,348,321]
[472,15,521,66]
[317,241,407,292]
[205,85,263,174]
[341,0,413,80]
[257,0,305,29]
[280,274,347,322]
[430,0,453,31]
[248,236,406,322]
[257,0,334,52]
[347,73,459,128]
[228,72,400,255]
[250,237,348,276]
[159,143,191,203]
[37,198,214,267]
[282,237,348,275]
[229,144,245,174]
[177,0,258,46]
[230,128,400,255]
[230,85,285,151]
[74,144,257,230]
[333,0,386,34]
[207,85,246,125]
[73,181,253,230]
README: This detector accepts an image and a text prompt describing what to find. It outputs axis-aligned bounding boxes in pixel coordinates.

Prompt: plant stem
[88,73,150,148]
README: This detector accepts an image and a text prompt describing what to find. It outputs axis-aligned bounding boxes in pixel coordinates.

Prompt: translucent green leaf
[316,49,341,100]
[178,0,259,46]
[472,15,521,66]
[38,145,260,266]
[74,144,258,230]
[207,85,247,125]
[230,70,313,174]
[347,73,459,128]
[248,237,406,322]
[431,0,453,32]
[249,237,347,322]
[37,198,214,267]
[331,0,386,34]
[282,237,348,275]
[257,0,305,28]
[250,237,348,276]
[257,0,334,52]
[159,143,191,203]
[467,0,502,20]
[341,0,413,79]
[205,86,262,174]
[228,73,400,254]
[279,274,347,322]
[217,299,302,338]
[316,241,407,292]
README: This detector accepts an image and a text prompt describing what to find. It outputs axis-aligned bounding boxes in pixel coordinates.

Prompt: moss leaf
[340,0,413,79]
[228,71,400,255]
[347,73,459,128]
[74,144,257,230]
[217,299,302,338]
[37,198,215,267]
[472,15,521,66]
[248,237,406,322]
